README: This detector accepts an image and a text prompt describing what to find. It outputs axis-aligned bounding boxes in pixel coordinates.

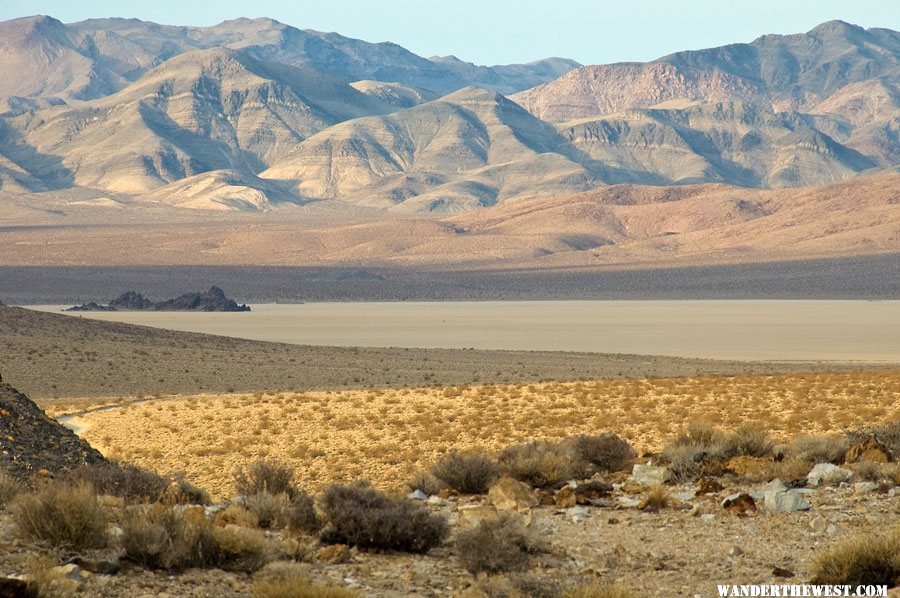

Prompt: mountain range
[0,15,897,271]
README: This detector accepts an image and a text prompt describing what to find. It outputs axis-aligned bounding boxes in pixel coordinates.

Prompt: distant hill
[0,16,896,217]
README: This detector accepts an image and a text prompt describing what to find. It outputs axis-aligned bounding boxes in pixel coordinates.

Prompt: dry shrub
[245,492,288,529]
[0,470,22,507]
[564,583,637,598]
[569,432,636,473]
[235,460,295,497]
[408,470,447,496]
[431,451,499,494]
[66,461,169,503]
[498,441,585,489]
[213,525,275,572]
[811,527,900,587]
[282,490,321,535]
[790,435,849,464]
[122,506,220,571]
[252,561,358,598]
[640,485,671,511]
[12,481,108,550]
[455,514,544,575]
[216,504,259,528]
[320,482,448,553]
[852,462,900,485]
[123,505,275,572]
[722,423,773,458]
[659,443,705,481]
[23,553,77,598]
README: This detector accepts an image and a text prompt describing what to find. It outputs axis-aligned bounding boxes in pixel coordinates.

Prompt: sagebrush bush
[569,432,636,473]
[455,513,544,575]
[790,435,849,464]
[252,561,358,598]
[213,525,275,572]
[122,506,220,571]
[282,490,321,535]
[408,470,447,496]
[320,482,448,553]
[498,441,585,489]
[235,460,296,497]
[852,462,900,484]
[722,423,773,458]
[67,461,169,503]
[430,451,499,494]
[810,527,900,586]
[246,492,288,529]
[12,481,108,550]
[659,443,705,481]
[0,471,22,507]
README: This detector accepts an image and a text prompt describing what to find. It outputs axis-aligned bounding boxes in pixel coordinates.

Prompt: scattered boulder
[751,479,787,500]
[844,437,892,464]
[71,556,120,575]
[764,490,812,512]
[807,463,853,486]
[488,477,539,512]
[630,464,668,486]
[407,489,427,501]
[0,383,105,482]
[722,493,757,515]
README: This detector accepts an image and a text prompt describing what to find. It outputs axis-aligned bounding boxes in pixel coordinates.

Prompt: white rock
[764,490,812,512]
[700,514,717,523]
[853,482,879,494]
[630,464,669,486]
[807,463,853,486]
[809,515,828,533]
[407,489,427,501]
[751,479,787,500]
[426,495,445,506]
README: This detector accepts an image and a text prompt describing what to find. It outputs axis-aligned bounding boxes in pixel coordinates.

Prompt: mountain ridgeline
[0,16,897,213]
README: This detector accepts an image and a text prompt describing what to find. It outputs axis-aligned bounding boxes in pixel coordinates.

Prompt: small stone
[826,524,840,534]
[772,566,794,578]
[71,556,120,575]
[807,463,853,487]
[426,495,445,506]
[488,477,540,512]
[617,496,642,509]
[52,564,81,581]
[673,490,696,502]
[700,514,716,523]
[631,464,669,486]
[722,493,756,515]
[854,482,879,494]
[742,524,758,534]
[810,515,828,533]
[407,489,427,501]
[728,545,743,557]
[317,544,351,564]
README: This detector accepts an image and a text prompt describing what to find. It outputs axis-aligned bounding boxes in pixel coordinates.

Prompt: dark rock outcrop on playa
[0,383,105,481]
[67,286,250,312]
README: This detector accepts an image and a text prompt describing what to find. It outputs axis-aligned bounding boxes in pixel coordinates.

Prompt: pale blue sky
[2,0,897,65]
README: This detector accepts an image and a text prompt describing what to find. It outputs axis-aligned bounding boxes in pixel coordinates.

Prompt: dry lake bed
[27,300,900,361]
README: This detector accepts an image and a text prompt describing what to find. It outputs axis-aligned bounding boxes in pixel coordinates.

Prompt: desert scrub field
[44,370,900,499]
